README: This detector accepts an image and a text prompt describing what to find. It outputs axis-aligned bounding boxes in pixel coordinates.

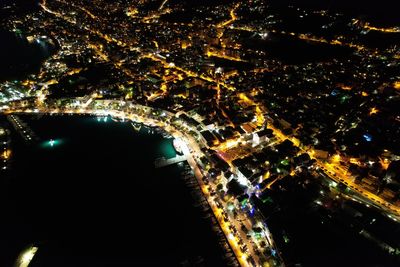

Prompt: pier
[154,155,187,168]
[7,115,39,143]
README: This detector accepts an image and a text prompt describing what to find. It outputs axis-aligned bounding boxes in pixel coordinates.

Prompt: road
[17,0,399,262]
[5,102,280,266]
[181,143,253,267]
[264,117,400,220]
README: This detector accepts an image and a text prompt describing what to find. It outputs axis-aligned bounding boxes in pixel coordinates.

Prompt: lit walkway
[154,155,187,168]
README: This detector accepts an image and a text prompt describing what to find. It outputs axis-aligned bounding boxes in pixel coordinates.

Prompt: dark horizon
[271,0,400,25]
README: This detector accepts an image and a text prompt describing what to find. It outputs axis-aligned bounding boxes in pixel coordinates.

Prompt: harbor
[0,114,231,267]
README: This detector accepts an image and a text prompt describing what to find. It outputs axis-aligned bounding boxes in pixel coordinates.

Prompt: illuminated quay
[1,0,400,266]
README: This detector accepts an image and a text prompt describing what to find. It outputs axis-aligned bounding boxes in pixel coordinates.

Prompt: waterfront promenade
[3,98,283,267]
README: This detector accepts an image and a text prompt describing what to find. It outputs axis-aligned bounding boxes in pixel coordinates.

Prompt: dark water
[0,30,54,82]
[0,115,227,267]
[0,0,38,19]
[240,31,353,64]
[270,0,400,26]
[0,1,47,81]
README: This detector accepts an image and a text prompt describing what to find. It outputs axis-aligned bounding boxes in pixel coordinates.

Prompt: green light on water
[41,139,62,148]
[96,116,108,122]
[160,139,177,159]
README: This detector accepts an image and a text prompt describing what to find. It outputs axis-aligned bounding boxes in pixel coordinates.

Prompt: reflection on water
[14,245,38,267]
[0,115,227,267]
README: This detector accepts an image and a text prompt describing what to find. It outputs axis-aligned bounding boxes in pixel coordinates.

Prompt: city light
[2,0,400,266]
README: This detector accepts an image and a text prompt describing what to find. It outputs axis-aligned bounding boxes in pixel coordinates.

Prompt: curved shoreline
[5,104,274,267]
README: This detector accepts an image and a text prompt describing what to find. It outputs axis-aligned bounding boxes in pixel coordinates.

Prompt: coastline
[3,102,282,267]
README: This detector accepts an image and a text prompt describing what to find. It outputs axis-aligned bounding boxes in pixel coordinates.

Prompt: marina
[0,114,231,267]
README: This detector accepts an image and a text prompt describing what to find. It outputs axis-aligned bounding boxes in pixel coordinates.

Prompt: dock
[154,155,187,168]
[7,115,39,143]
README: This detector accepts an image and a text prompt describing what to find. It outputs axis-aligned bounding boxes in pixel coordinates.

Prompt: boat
[173,138,184,155]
